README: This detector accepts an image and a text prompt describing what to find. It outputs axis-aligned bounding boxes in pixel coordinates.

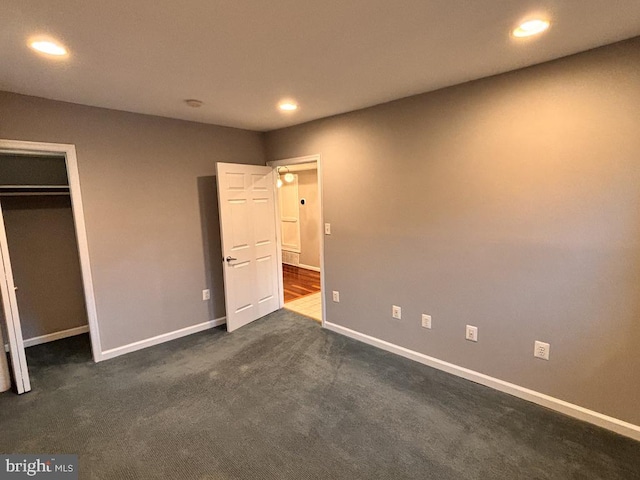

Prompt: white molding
[23,325,89,348]
[267,155,319,168]
[298,263,321,272]
[324,321,640,441]
[0,139,103,363]
[100,317,226,361]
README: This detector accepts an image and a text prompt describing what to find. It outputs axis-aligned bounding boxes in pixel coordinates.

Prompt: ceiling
[1,1,639,132]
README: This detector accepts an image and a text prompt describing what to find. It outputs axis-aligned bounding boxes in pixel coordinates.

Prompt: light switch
[324,223,331,235]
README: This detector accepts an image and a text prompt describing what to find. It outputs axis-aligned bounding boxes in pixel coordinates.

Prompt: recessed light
[512,19,550,38]
[184,99,204,108]
[29,40,68,56]
[278,102,298,111]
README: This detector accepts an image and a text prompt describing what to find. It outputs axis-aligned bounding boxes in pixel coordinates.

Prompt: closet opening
[0,149,96,394]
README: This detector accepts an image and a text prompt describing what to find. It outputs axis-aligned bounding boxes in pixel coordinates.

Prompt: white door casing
[0,139,102,362]
[0,200,30,393]
[216,163,281,332]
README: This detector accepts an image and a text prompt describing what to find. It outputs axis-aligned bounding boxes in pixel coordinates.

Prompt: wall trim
[101,317,226,361]
[298,263,321,272]
[24,325,89,348]
[324,321,640,441]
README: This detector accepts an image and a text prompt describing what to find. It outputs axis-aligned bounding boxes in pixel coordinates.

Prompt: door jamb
[0,139,103,362]
[267,154,326,327]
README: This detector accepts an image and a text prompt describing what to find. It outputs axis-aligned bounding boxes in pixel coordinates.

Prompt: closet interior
[0,153,90,392]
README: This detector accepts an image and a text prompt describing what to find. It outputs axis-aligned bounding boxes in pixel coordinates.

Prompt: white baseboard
[24,325,89,348]
[298,263,321,272]
[324,321,640,442]
[4,325,90,352]
[100,317,226,361]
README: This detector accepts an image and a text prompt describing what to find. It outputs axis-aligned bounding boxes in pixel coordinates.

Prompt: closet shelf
[0,185,70,196]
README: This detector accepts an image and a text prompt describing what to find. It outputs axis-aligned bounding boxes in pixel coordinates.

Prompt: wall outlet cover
[332,290,340,302]
[421,314,432,329]
[202,289,211,301]
[392,305,402,320]
[534,341,550,360]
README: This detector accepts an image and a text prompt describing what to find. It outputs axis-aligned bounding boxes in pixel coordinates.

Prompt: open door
[0,201,30,393]
[216,163,281,332]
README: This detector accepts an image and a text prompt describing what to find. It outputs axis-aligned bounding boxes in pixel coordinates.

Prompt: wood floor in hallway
[283,264,320,303]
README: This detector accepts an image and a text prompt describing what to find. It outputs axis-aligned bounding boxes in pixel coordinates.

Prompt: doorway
[0,140,100,394]
[269,156,324,324]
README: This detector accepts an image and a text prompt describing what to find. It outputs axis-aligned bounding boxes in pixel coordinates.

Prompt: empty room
[1,1,639,479]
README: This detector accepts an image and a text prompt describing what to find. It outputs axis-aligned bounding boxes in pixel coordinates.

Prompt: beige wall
[297,169,320,269]
[1,196,88,340]
[0,92,266,351]
[266,37,640,425]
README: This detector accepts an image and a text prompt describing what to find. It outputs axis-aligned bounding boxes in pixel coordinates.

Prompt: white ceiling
[1,1,639,132]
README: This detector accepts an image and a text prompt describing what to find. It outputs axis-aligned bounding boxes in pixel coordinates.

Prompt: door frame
[267,154,326,326]
[0,139,102,363]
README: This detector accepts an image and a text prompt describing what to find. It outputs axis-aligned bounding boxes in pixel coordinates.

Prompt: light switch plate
[466,325,478,342]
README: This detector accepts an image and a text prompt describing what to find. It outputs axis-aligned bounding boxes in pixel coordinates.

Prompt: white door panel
[217,163,281,332]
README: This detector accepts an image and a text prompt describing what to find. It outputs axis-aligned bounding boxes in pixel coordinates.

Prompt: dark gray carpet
[0,310,638,479]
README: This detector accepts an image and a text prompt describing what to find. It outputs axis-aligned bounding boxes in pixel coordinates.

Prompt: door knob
[225,256,237,262]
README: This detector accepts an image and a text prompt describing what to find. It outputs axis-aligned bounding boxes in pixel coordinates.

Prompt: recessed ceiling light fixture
[184,99,204,108]
[29,39,68,56]
[278,102,298,112]
[512,19,550,38]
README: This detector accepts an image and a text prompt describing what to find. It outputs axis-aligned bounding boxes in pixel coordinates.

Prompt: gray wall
[1,196,88,339]
[0,92,266,351]
[265,37,640,425]
[297,169,320,269]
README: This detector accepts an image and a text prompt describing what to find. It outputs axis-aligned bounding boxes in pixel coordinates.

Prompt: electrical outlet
[332,290,340,302]
[392,305,402,320]
[465,325,478,342]
[421,314,432,329]
[324,223,331,235]
[534,341,550,360]
[202,289,211,301]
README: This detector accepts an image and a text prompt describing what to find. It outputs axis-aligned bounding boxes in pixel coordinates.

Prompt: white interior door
[0,201,30,393]
[279,174,301,254]
[216,163,281,332]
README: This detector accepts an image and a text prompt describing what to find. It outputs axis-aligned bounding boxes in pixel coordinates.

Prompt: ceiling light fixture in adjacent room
[29,39,68,56]
[276,167,294,188]
[184,99,204,108]
[512,19,550,38]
